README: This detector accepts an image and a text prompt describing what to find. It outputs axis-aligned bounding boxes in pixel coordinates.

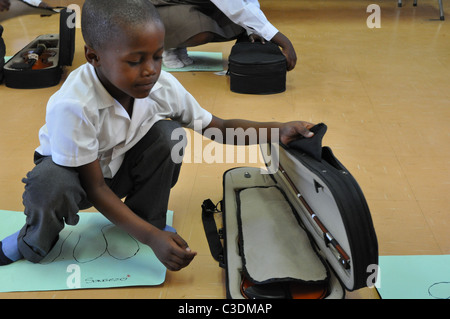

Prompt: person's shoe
[0,242,14,266]
[175,47,194,66]
[162,49,184,69]
[0,230,23,266]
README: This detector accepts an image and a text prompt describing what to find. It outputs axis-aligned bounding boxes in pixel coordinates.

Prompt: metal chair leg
[399,0,445,21]
[439,0,445,20]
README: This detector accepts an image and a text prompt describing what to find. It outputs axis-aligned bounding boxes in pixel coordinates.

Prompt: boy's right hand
[150,229,197,271]
[76,160,196,271]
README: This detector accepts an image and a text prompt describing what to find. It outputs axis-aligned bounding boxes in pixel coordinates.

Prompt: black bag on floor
[228,40,286,94]
[3,8,75,89]
[0,25,5,84]
[202,123,379,299]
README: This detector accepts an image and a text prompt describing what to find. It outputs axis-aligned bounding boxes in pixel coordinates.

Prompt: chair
[398,0,445,20]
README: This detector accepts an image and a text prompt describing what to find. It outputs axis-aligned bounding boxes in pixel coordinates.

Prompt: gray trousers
[17,120,186,263]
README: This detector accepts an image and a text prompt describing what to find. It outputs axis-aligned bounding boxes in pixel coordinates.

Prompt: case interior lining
[237,186,328,284]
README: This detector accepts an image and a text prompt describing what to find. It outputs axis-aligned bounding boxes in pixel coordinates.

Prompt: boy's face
[86,22,165,107]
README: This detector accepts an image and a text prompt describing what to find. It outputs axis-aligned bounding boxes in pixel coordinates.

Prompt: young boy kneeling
[0,0,314,271]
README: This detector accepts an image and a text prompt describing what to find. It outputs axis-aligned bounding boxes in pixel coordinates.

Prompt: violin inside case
[202,123,379,299]
[3,8,75,89]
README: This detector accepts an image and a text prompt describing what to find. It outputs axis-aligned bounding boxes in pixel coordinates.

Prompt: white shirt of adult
[36,63,212,178]
[210,0,279,41]
[21,0,42,7]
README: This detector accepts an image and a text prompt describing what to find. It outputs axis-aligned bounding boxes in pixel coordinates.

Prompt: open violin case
[3,7,75,89]
[202,123,379,299]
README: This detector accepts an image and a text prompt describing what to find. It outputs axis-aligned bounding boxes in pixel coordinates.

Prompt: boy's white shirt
[36,63,212,178]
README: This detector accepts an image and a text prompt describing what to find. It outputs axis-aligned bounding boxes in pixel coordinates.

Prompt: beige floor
[0,0,449,299]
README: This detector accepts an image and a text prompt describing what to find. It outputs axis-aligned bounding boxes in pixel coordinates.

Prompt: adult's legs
[156,3,244,68]
[179,31,215,48]
[163,31,215,67]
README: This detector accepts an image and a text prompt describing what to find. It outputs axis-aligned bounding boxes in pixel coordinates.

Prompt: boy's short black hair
[81,0,163,50]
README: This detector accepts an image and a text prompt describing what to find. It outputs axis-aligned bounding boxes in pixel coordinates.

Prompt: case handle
[201,199,225,268]
[287,123,327,161]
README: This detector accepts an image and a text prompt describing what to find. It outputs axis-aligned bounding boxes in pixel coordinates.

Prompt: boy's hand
[279,121,315,145]
[77,160,196,271]
[150,229,197,271]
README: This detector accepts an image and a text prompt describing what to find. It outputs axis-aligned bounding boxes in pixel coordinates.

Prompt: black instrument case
[202,123,379,299]
[3,8,75,89]
[228,40,286,95]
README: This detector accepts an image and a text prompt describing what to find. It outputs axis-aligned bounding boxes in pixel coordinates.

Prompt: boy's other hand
[150,229,197,271]
[279,121,315,145]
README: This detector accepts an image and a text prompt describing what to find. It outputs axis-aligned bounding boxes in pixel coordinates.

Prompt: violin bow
[278,163,351,270]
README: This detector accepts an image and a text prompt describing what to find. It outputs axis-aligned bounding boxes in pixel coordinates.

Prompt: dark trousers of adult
[17,120,186,263]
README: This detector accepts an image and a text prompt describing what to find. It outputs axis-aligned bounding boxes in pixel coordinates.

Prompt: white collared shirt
[210,0,279,41]
[22,0,43,7]
[36,63,212,178]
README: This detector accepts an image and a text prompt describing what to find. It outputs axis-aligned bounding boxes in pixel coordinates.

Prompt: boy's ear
[84,45,100,66]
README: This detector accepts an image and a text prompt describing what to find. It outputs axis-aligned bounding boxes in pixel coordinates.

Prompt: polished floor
[0,0,449,299]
